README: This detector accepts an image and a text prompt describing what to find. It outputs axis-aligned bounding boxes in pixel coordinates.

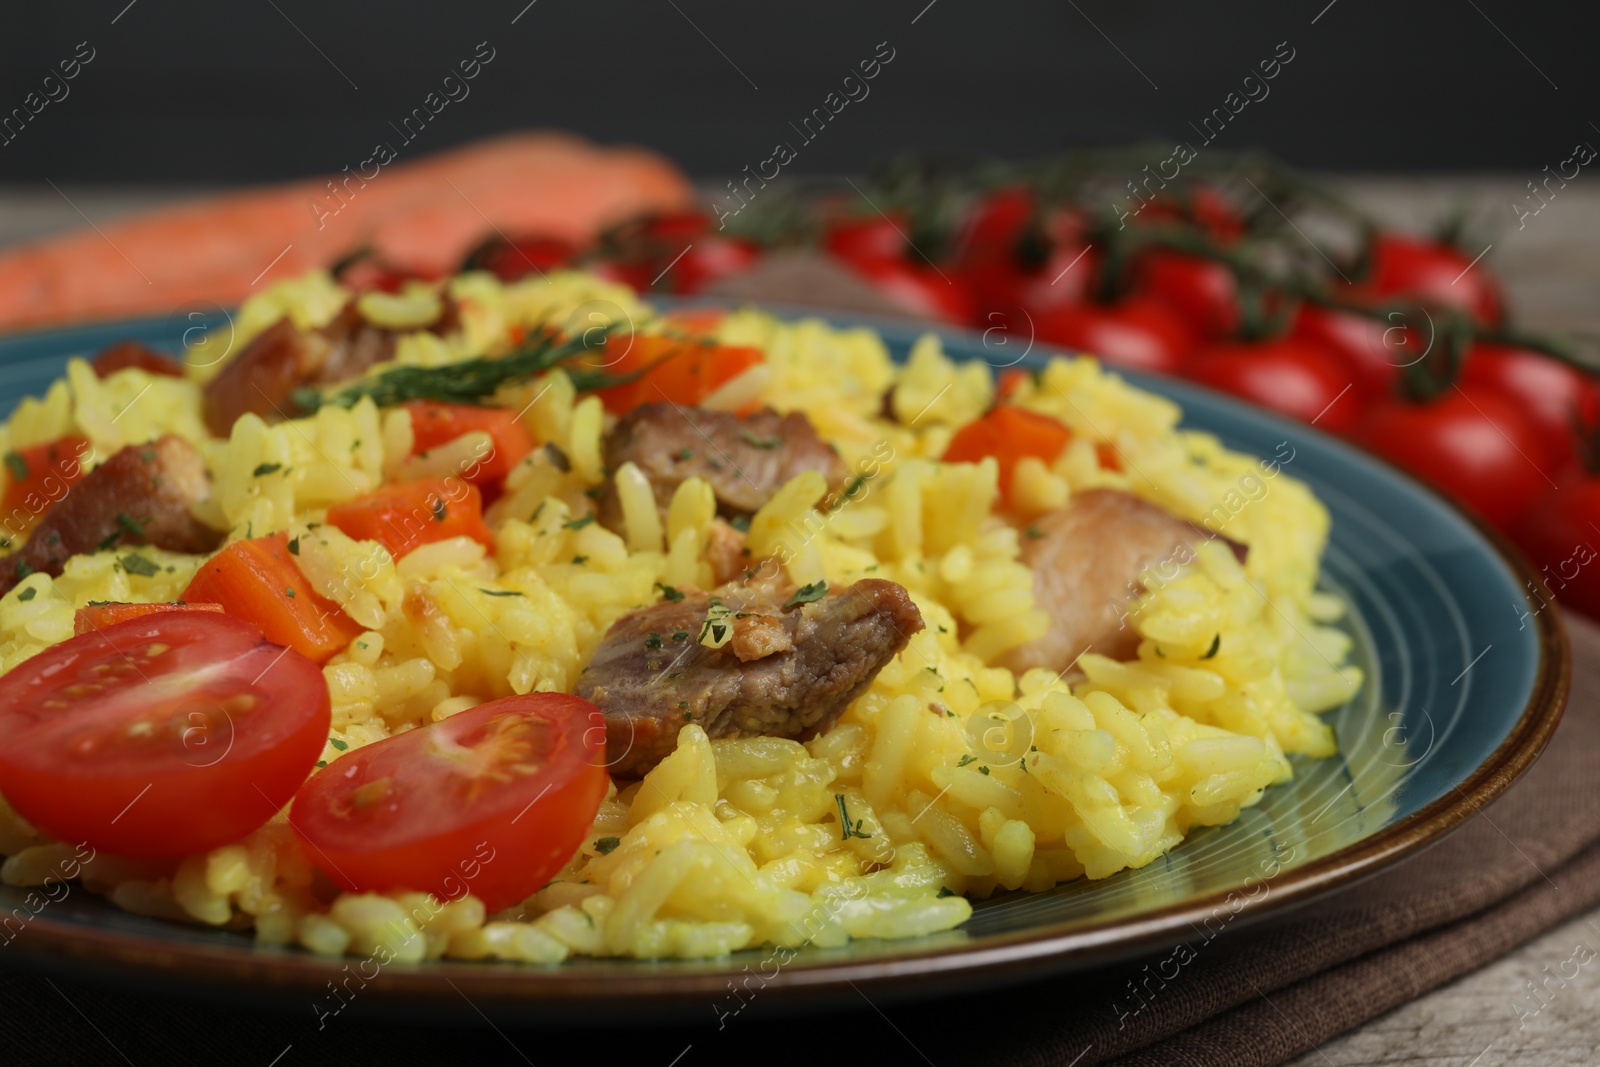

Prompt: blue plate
[0,309,1568,1022]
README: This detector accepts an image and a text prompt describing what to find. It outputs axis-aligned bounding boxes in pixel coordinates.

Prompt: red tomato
[1034,297,1196,376]
[944,405,1075,504]
[0,435,92,541]
[327,478,495,560]
[74,601,224,636]
[1010,242,1101,319]
[1357,386,1557,531]
[824,214,908,265]
[1134,250,1239,338]
[1459,343,1599,472]
[1289,303,1418,401]
[1362,233,1506,327]
[1188,338,1364,434]
[90,342,185,380]
[289,693,607,911]
[401,402,535,487]
[0,612,329,856]
[1134,186,1246,242]
[653,237,761,295]
[1515,480,1600,619]
[591,335,765,414]
[182,533,365,664]
[475,237,578,283]
[954,187,1035,266]
[846,258,973,325]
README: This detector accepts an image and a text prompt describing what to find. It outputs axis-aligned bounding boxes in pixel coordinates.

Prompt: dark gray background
[1,0,1595,183]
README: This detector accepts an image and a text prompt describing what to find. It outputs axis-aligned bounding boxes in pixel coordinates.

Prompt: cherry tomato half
[1188,338,1363,434]
[0,612,329,856]
[290,693,607,911]
[1357,385,1556,532]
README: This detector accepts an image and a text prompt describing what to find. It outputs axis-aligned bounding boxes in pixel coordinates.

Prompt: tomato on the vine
[1187,338,1364,434]
[290,693,607,911]
[824,213,908,266]
[1134,250,1239,338]
[469,237,579,283]
[1459,343,1599,472]
[1515,480,1600,618]
[1034,296,1196,376]
[1361,233,1506,327]
[1357,385,1557,531]
[0,613,329,856]
[1289,303,1418,401]
[845,257,973,324]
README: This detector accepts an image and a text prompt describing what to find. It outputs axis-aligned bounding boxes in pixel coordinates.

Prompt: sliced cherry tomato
[1188,338,1364,434]
[1459,343,1599,473]
[1,435,92,540]
[90,341,185,379]
[74,601,224,636]
[847,258,973,325]
[1357,385,1556,531]
[824,213,909,265]
[1288,303,1416,401]
[0,612,329,856]
[182,533,364,664]
[592,334,764,414]
[1134,250,1239,339]
[1361,233,1506,327]
[944,405,1074,505]
[327,478,495,561]
[1515,479,1600,619]
[290,693,607,911]
[1034,296,1196,376]
[401,402,535,486]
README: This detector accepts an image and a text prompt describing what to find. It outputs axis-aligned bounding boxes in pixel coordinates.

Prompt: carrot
[0,436,92,542]
[943,406,1076,505]
[593,335,764,415]
[401,402,534,485]
[326,478,494,561]
[182,533,362,664]
[74,601,224,636]
[0,132,692,330]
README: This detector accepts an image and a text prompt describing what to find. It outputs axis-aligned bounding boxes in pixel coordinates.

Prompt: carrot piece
[0,436,92,541]
[592,335,763,414]
[996,368,1031,400]
[182,534,362,664]
[74,601,224,636]
[401,402,535,485]
[326,478,494,561]
[943,406,1076,505]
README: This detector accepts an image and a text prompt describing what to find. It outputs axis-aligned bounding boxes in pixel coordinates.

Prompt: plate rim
[0,311,1571,1013]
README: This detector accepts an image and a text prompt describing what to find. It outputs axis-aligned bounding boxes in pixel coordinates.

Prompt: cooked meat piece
[201,297,457,437]
[704,518,751,586]
[596,404,848,532]
[90,341,185,379]
[576,577,923,777]
[1001,489,1243,674]
[0,435,223,594]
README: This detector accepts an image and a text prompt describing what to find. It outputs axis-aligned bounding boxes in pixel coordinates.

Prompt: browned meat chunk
[0,436,223,594]
[1001,489,1241,674]
[201,297,457,437]
[596,404,848,532]
[576,578,923,777]
[90,341,185,379]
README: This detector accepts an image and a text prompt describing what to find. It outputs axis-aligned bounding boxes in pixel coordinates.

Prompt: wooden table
[2,176,1595,1067]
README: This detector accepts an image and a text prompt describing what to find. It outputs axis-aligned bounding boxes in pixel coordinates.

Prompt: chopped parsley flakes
[783,581,828,610]
[119,554,160,577]
[594,836,621,855]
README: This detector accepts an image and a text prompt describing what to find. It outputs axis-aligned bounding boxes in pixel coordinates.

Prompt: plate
[0,308,1568,1023]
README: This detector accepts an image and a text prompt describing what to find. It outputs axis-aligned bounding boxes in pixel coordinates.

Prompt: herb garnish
[739,431,781,450]
[594,836,621,855]
[3,453,27,482]
[16,587,35,602]
[655,582,685,602]
[479,588,524,597]
[120,554,160,577]
[834,794,873,841]
[644,632,662,650]
[783,581,828,609]
[115,513,146,537]
[563,515,594,531]
[1202,633,1221,659]
[252,463,282,477]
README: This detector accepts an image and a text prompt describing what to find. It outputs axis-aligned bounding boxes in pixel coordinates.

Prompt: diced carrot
[74,601,224,636]
[660,308,728,336]
[0,435,92,541]
[182,533,363,664]
[943,406,1076,505]
[326,478,494,561]
[996,368,1031,400]
[401,401,535,485]
[591,335,763,414]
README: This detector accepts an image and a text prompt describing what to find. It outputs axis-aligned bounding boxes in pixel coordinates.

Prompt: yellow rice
[0,268,1360,963]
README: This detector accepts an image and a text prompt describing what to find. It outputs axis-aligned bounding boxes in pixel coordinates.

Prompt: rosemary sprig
[296,322,624,411]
